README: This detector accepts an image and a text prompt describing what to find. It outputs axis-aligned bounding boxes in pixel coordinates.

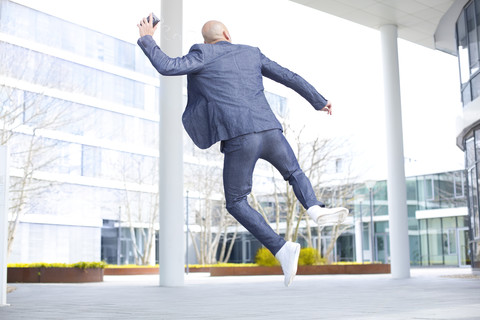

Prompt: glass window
[424,177,434,201]
[335,158,343,173]
[115,40,135,70]
[428,218,444,265]
[35,11,53,46]
[462,83,472,104]
[410,233,422,266]
[82,145,102,177]
[0,1,13,33]
[103,36,116,65]
[362,223,370,251]
[155,87,161,113]
[438,172,453,206]
[9,3,34,40]
[467,3,479,75]
[468,168,480,238]
[471,72,480,100]
[265,91,288,118]
[466,137,475,168]
[457,10,471,85]
[455,2,480,106]
[443,216,459,266]
[458,215,469,228]
[446,229,457,255]
[3,2,146,74]
[61,22,78,53]
[476,0,480,64]
[374,181,388,201]
[419,219,429,266]
[454,170,466,198]
[85,29,98,60]
[443,229,456,255]
[406,178,418,201]
[475,130,480,161]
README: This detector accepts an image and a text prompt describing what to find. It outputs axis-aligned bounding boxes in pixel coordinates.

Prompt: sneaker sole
[316,208,349,225]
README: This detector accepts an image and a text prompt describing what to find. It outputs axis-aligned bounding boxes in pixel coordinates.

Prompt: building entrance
[457,228,470,267]
[375,233,390,264]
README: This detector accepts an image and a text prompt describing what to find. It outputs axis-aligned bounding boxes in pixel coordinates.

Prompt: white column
[0,146,9,306]
[355,219,363,263]
[380,24,411,279]
[159,0,184,287]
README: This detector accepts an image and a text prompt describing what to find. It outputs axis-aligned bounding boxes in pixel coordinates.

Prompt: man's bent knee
[225,196,248,214]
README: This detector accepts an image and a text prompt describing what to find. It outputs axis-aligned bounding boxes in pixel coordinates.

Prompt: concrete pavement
[1,268,479,319]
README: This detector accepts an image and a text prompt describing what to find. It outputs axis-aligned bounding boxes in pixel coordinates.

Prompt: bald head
[202,20,231,44]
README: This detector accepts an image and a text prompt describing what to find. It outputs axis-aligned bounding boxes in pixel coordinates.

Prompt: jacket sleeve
[137,35,204,76]
[260,52,328,111]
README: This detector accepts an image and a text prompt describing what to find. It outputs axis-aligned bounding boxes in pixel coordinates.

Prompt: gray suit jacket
[138,35,328,149]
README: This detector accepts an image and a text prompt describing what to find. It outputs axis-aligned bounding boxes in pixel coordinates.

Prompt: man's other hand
[322,101,332,115]
[137,13,157,37]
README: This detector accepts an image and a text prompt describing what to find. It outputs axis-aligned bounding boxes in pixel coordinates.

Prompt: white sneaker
[307,205,349,225]
[275,241,301,287]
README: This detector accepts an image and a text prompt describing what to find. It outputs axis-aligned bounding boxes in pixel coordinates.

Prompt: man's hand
[322,101,332,115]
[137,13,158,37]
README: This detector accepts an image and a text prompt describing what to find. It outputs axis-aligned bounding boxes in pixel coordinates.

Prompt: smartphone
[147,13,160,27]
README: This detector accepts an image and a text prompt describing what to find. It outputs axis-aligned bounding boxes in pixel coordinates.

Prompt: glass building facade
[324,171,468,266]
[0,0,289,265]
[456,0,480,271]
[226,171,469,267]
[0,0,161,264]
[353,171,469,267]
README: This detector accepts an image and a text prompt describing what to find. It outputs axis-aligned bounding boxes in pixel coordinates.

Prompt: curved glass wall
[456,0,480,270]
[456,0,480,105]
[465,128,480,269]
[353,172,468,266]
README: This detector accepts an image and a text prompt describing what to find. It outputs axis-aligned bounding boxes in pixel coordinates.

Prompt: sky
[12,0,465,181]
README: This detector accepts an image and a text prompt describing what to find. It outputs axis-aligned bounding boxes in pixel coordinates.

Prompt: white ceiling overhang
[290,0,469,55]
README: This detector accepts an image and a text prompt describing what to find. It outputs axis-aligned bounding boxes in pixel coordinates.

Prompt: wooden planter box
[210,264,391,276]
[104,266,210,275]
[8,267,104,283]
[185,266,211,273]
[104,267,159,276]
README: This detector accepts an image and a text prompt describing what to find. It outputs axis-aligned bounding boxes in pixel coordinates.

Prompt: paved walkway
[1,268,479,319]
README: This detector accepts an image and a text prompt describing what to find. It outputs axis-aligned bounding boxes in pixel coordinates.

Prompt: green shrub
[7,261,107,269]
[255,246,327,266]
[72,261,107,269]
[255,247,280,266]
[298,248,326,266]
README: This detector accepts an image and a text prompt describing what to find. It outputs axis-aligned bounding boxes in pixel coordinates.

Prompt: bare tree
[251,121,358,261]
[184,147,239,265]
[1,42,85,256]
[1,87,82,255]
[117,154,158,265]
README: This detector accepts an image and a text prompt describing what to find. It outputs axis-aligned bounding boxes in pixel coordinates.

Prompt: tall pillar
[355,218,364,263]
[159,0,184,287]
[0,146,9,306]
[380,25,411,279]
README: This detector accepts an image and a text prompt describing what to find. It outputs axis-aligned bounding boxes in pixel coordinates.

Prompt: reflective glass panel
[469,168,480,238]
[454,171,466,198]
[419,219,429,266]
[471,73,480,100]
[457,11,471,85]
[466,137,475,168]
[428,218,444,265]
[462,83,472,104]
[467,3,479,74]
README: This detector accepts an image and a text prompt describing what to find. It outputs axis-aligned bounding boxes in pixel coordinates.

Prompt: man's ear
[223,30,231,42]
